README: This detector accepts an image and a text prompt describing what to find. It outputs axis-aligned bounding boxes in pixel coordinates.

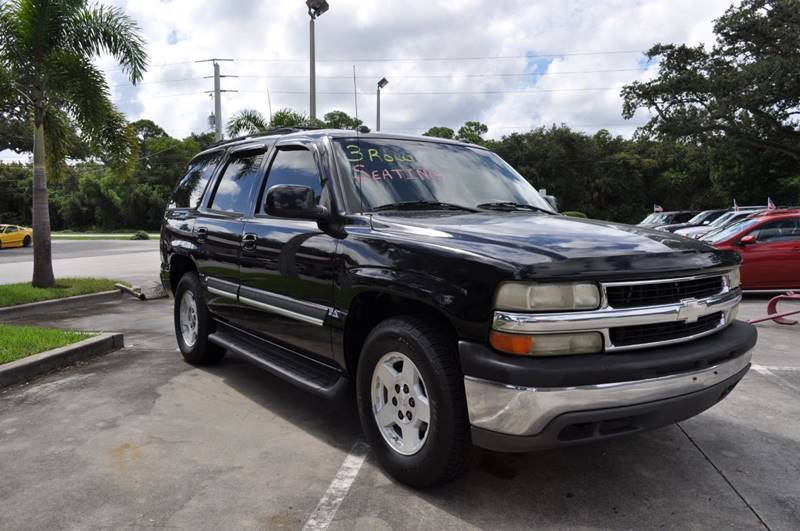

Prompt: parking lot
[1,293,798,529]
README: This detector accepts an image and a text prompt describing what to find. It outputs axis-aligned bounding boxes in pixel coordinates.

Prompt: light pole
[376,77,388,131]
[306,0,329,121]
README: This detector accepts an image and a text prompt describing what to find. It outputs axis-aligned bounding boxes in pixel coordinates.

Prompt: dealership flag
[653,204,663,212]
[767,197,776,210]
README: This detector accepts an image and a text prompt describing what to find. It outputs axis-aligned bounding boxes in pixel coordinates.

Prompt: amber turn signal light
[489,331,534,355]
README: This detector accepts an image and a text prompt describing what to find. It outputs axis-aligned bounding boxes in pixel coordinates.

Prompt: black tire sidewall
[173,272,222,364]
[23,236,31,247]
[356,319,464,487]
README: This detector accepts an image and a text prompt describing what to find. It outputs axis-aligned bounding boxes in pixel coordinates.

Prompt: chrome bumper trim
[464,349,752,437]
[493,288,741,351]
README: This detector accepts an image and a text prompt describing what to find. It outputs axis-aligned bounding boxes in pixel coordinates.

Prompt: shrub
[562,211,588,218]
[130,230,150,240]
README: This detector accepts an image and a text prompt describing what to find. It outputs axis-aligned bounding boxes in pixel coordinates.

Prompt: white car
[675,209,763,239]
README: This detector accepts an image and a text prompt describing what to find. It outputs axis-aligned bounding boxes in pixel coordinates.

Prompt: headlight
[726,268,741,289]
[490,331,603,356]
[495,282,600,311]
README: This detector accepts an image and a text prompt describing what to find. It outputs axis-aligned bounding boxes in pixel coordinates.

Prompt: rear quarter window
[168,152,223,209]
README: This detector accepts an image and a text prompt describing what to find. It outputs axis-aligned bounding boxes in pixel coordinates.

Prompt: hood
[369,212,737,278]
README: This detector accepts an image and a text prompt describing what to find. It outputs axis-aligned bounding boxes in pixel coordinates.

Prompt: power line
[244,86,624,95]
[237,50,646,63]
[235,68,648,80]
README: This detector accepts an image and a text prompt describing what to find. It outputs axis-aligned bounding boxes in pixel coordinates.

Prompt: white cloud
[99,0,732,140]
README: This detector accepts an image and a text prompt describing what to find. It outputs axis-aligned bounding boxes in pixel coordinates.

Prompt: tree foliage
[622,0,800,161]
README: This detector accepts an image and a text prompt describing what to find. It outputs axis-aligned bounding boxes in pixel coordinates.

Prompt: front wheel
[356,316,470,488]
[174,272,226,365]
[23,235,31,247]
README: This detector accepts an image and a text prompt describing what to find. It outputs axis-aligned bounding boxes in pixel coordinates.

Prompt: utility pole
[376,78,388,131]
[306,0,329,121]
[197,58,237,141]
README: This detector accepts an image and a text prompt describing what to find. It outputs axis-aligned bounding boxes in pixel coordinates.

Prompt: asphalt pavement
[0,296,798,529]
[0,239,160,285]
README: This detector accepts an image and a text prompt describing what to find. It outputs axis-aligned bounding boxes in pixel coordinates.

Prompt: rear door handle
[196,226,208,241]
[242,233,257,251]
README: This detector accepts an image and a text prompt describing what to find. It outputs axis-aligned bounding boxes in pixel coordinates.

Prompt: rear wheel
[356,316,470,488]
[174,272,226,365]
[23,235,31,247]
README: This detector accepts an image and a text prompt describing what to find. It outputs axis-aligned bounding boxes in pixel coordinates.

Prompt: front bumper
[461,320,757,452]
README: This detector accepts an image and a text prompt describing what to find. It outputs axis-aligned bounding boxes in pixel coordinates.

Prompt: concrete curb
[0,290,122,321]
[0,332,124,389]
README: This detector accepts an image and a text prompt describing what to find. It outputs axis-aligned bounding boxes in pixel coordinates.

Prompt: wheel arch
[340,269,468,377]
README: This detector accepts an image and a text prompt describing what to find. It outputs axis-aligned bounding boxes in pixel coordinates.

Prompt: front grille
[609,312,723,347]
[605,276,724,309]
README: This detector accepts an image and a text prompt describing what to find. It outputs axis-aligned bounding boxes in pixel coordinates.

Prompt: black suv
[161,128,757,487]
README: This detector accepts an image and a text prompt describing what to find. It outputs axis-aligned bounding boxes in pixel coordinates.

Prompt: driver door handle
[196,226,208,241]
[242,233,257,251]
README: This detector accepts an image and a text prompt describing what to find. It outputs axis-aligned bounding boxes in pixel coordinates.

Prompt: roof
[193,128,483,160]
[746,208,800,219]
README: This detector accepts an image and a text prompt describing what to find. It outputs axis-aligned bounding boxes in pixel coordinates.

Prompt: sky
[3,0,735,162]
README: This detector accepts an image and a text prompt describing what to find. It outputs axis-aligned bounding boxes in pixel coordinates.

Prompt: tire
[356,315,470,488]
[173,272,226,365]
[23,236,31,247]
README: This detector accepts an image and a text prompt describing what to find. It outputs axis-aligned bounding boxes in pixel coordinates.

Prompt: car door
[237,141,337,362]
[5,226,20,246]
[738,218,800,289]
[194,146,270,324]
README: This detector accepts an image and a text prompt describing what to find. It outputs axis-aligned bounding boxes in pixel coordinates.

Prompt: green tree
[0,0,147,286]
[226,107,308,137]
[622,0,800,161]
[323,110,362,130]
[456,121,489,144]
[422,126,455,139]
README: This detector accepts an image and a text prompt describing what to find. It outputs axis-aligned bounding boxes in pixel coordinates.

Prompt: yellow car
[0,224,33,249]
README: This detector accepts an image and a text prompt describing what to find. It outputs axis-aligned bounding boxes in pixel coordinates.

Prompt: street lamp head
[306,0,329,18]
[377,77,389,89]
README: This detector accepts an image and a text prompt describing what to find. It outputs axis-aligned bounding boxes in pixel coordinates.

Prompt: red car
[704,209,800,290]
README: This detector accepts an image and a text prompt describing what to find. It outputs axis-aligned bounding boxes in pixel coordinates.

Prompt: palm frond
[66,3,148,83]
[227,108,269,137]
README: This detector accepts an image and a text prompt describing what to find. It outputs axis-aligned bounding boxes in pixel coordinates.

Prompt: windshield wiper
[476,201,554,214]
[371,200,479,213]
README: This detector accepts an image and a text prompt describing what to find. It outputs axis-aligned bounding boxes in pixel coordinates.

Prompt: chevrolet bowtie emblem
[678,298,706,323]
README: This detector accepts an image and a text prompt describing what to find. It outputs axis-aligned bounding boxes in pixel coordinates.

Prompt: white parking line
[302,440,369,531]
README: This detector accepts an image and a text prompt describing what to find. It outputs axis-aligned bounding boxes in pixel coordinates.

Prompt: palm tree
[226,108,308,137]
[0,0,147,287]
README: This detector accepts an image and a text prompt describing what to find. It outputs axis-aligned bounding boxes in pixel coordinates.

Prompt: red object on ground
[747,291,800,325]
[710,210,800,290]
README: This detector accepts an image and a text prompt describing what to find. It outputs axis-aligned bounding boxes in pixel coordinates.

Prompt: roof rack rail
[209,125,324,148]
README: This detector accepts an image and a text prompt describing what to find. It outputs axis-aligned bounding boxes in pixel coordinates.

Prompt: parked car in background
[656,209,727,232]
[0,224,33,249]
[638,210,696,227]
[676,208,763,239]
[704,209,800,290]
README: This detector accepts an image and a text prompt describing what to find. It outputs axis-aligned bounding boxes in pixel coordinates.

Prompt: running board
[208,328,349,399]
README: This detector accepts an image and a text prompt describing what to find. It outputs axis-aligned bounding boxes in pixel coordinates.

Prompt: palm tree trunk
[32,122,55,288]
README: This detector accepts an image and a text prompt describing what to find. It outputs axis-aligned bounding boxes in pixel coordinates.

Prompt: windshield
[688,210,723,224]
[703,218,761,244]
[332,138,555,213]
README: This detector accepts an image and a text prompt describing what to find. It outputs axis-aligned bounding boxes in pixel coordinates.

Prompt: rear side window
[169,153,222,209]
[262,148,323,209]
[209,152,266,214]
[752,219,800,243]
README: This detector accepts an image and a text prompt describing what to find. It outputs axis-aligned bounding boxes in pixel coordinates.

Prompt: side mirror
[265,185,327,220]
[739,234,756,246]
